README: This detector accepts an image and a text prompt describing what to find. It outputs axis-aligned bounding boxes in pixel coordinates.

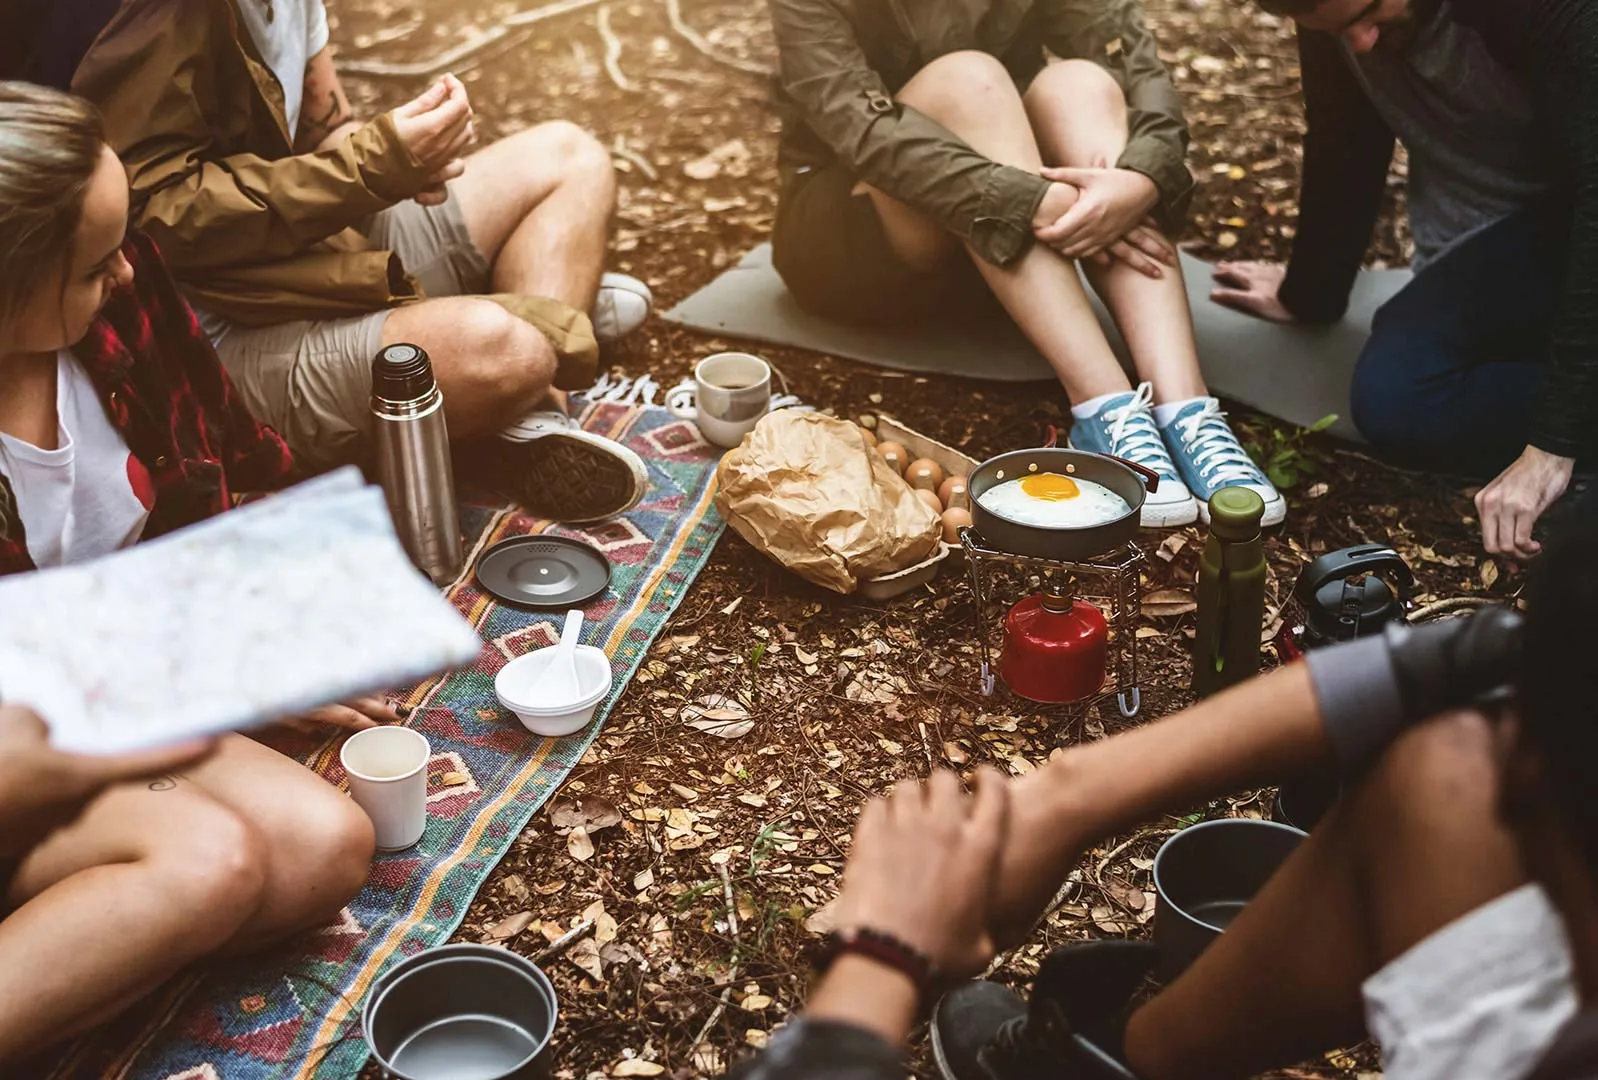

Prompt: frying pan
[968,442,1160,560]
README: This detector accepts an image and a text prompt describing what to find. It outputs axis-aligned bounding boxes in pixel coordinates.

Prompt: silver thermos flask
[371,343,463,585]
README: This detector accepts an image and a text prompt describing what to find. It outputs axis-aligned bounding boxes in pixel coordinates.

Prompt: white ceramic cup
[667,353,772,448]
[341,726,431,851]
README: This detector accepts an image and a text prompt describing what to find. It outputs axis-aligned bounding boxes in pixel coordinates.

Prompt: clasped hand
[1033,166,1173,279]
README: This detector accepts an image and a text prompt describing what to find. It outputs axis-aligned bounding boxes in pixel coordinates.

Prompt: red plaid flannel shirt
[0,231,295,575]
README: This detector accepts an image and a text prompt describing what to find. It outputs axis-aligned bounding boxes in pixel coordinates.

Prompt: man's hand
[279,697,403,735]
[1210,260,1298,323]
[390,74,475,206]
[1034,166,1162,267]
[832,767,1010,980]
[1476,445,1576,560]
[0,706,215,858]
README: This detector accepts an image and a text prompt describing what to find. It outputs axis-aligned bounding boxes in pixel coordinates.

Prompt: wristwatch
[810,927,940,1003]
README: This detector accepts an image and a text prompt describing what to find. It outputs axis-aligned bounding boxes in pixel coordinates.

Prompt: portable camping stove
[959,529,1147,717]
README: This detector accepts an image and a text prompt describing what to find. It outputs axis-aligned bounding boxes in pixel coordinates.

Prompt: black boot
[929,941,1158,1080]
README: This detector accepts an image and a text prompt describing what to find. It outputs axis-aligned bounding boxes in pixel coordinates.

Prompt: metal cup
[1152,819,1305,982]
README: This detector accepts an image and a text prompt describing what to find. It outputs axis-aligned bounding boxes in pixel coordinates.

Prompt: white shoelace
[1173,399,1266,487]
[1102,382,1175,476]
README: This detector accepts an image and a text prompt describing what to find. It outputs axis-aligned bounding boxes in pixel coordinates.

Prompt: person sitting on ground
[768,0,1284,528]
[1209,0,1594,561]
[0,81,384,1063]
[738,509,1593,1080]
[68,0,654,523]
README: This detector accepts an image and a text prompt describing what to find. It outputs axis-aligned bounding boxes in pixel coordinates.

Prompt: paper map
[0,469,482,753]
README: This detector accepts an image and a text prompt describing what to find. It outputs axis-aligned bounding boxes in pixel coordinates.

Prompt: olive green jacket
[772,0,1193,266]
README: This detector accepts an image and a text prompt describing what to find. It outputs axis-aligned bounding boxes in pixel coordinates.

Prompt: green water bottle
[1192,487,1268,697]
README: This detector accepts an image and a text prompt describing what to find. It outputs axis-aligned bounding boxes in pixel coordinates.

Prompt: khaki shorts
[210,189,491,470]
[1363,884,1578,1080]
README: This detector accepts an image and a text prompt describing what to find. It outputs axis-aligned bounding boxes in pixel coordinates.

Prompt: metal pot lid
[476,536,611,609]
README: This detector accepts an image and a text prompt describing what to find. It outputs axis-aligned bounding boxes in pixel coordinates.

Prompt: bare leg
[1024,60,1205,403]
[0,737,372,1061]
[381,296,557,438]
[179,734,373,941]
[863,50,1131,404]
[451,121,617,312]
[1124,711,1528,1080]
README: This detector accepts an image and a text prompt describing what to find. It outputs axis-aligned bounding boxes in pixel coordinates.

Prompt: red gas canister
[999,592,1108,704]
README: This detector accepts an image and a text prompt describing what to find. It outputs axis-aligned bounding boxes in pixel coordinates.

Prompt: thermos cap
[372,343,437,403]
[1208,486,1265,541]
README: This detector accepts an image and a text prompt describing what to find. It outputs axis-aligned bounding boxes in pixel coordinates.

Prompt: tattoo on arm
[302,89,353,146]
[297,47,356,152]
[148,774,180,791]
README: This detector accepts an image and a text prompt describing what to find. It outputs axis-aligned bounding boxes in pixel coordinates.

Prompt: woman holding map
[0,82,385,1063]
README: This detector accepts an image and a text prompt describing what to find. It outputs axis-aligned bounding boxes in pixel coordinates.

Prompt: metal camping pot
[363,944,558,1080]
[968,446,1160,560]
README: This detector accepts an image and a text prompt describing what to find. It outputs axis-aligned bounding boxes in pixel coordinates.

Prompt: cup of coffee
[667,352,772,448]
[341,726,432,851]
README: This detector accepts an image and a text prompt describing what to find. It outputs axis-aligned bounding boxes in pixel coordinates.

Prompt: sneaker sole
[1197,492,1287,528]
[497,430,649,523]
[929,1006,959,1080]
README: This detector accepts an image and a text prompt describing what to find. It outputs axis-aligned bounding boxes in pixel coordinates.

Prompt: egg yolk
[1019,473,1080,500]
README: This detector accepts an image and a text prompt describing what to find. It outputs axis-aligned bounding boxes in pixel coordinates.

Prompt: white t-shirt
[0,353,155,568]
[196,0,332,344]
[231,0,331,143]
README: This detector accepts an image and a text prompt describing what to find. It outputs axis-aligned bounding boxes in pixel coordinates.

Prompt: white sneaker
[590,273,652,343]
[496,410,649,523]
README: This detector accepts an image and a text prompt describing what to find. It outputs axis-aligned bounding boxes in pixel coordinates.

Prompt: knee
[534,120,616,203]
[282,791,375,924]
[455,301,557,400]
[906,50,1020,121]
[1029,58,1126,115]
[1349,343,1419,459]
[1357,709,1501,825]
[159,805,270,939]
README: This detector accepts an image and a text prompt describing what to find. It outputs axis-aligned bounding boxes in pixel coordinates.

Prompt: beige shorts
[210,189,491,470]
[1363,884,1578,1080]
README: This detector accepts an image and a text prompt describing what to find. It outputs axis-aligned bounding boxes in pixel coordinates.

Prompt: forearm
[297,47,355,154]
[993,663,1330,944]
[1278,28,1393,323]
[732,959,913,1080]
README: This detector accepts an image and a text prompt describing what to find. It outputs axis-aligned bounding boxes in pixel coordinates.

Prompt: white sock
[1153,396,1207,429]
[1070,391,1128,420]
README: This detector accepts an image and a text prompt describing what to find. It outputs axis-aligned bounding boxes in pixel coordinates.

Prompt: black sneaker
[931,942,1157,1080]
[485,412,648,524]
[931,980,1065,1080]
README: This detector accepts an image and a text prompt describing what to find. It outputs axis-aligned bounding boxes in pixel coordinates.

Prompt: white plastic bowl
[495,644,614,737]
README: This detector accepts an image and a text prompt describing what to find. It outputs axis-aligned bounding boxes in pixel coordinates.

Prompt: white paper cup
[341,726,431,851]
[667,352,772,448]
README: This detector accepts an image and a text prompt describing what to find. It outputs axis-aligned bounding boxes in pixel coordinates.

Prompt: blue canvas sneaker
[1161,397,1286,527]
[1068,383,1198,528]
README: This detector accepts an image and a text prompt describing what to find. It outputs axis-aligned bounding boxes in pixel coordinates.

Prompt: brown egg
[941,506,973,543]
[858,426,878,449]
[904,458,945,492]
[938,474,969,511]
[914,488,944,514]
[875,440,908,475]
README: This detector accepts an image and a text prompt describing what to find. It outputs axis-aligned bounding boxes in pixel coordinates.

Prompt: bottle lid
[1208,487,1265,540]
[372,343,436,403]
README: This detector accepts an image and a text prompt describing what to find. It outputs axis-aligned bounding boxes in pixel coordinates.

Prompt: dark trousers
[1351,209,1565,478]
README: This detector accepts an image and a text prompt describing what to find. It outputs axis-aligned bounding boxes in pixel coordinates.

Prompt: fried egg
[977,472,1130,528]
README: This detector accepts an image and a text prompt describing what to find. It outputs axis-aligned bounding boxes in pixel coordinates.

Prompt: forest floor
[331,1,1487,1076]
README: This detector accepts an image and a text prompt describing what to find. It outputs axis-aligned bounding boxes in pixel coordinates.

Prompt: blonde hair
[0,82,106,337]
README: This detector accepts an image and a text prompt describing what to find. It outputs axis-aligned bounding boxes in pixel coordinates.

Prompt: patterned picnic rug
[29,399,725,1080]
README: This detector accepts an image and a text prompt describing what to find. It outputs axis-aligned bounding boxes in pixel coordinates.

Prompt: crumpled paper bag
[714,411,941,594]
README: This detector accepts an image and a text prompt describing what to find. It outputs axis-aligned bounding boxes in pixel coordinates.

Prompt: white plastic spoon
[537,608,585,706]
